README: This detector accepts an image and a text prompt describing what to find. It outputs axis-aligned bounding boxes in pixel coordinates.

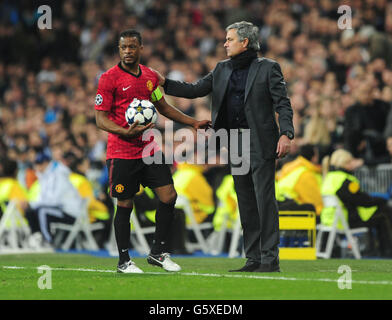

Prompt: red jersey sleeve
[95,72,115,111]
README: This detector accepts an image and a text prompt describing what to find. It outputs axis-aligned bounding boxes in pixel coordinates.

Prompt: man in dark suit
[156,21,294,272]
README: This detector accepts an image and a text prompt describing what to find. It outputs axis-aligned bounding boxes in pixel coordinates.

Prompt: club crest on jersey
[115,184,124,193]
[146,80,153,91]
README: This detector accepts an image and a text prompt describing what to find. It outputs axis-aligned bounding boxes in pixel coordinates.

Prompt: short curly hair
[119,29,142,45]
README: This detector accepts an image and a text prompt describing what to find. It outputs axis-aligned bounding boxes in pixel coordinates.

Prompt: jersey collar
[117,62,142,78]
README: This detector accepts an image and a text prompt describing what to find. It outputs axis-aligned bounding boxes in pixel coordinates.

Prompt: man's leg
[107,158,144,273]
[232,172,262,267]
[37,206,65,243]
[151,184,177,254]
[115,199,133,265]
[251,158,280,266]
[141,153,181,271]
[365,207,392,257]
[147,184,181,272]
[24,207,41,235]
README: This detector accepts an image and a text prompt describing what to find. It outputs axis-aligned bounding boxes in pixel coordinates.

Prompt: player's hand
[123,121,155,138]
[276,135,291,158]
[150,68,166,86]
[192,120,212,130]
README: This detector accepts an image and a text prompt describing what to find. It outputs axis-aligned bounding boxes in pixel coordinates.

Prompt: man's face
[34,161,49,173]
[119,36,143,66]
[355,81,373,105]
[224,28,248,58]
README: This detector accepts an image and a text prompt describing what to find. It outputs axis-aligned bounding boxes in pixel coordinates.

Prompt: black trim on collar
[117,62,142,78]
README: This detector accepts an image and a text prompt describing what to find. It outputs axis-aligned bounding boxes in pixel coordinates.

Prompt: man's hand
[150,68,166,86]
[276,135,291,158]
[123,121,155,138]
[192,120,212,130]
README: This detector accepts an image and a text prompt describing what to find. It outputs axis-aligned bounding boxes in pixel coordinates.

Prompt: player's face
[224,29,248,58]
[119,36,143,66]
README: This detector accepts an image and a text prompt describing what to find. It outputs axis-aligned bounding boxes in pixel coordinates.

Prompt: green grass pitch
[1,253,392,300]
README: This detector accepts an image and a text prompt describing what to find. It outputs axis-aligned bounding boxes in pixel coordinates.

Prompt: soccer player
[95,29,211,273]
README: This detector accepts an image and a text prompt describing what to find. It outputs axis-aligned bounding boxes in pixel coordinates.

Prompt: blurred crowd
[1,0,392,252]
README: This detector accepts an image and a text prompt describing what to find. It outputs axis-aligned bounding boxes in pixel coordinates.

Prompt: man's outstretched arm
[153,96,211,130]
[152,68,213,99]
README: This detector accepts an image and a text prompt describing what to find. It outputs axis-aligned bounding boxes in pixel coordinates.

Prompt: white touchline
[2,266,392,286]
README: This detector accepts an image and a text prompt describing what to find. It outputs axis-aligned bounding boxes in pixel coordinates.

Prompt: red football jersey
[95,63,160,159]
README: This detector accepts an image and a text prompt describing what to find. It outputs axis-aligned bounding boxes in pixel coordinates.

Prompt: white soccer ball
[125,98,158,126]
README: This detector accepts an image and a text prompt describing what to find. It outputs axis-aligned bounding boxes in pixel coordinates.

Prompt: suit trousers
[230,131,280,264]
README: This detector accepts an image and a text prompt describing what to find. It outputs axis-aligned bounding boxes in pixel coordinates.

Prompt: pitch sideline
[2,265,392,286]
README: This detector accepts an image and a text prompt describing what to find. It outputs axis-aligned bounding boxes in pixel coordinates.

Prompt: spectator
[386,135,392,162]
[343,78,390,165]
[68,155,112,248]
[321,149,392,257]
[0,159,28,218]
[276,144,323,218]
[302,98,332,157]
[172,156,215,225]
[25,152,84,247]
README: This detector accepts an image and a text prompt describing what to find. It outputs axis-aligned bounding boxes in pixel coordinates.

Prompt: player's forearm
[157,103,196,127]
[95,112,127,136]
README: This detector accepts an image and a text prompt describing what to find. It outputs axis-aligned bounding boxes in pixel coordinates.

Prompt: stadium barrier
[354,164,392,194]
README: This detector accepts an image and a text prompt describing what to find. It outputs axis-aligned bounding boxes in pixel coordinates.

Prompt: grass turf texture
[1,253,392,300]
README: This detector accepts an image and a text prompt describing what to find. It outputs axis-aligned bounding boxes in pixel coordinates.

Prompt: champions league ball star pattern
[125,98,158,125]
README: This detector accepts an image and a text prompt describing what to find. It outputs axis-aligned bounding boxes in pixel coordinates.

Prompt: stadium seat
[129,208,156,255]
[206,201,232,255]
[0,201,31,252]
[50,199,104,251]
[316,195,368,259]
[228,216,245,258]
[175,195,213,254]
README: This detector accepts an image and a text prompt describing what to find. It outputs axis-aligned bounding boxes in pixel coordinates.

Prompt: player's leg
[151,184,177,253]
[107,158,143,273]
[114,198,133,262]
[148,183,181,271]
[141,155,181,271]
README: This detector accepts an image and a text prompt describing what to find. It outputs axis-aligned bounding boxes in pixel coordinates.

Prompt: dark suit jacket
[164,57,294,163]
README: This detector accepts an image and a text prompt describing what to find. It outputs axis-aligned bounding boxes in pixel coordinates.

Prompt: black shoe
[229,262,261,272]
[253,261,280,273]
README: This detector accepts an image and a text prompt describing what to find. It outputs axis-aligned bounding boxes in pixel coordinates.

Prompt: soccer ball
[125,98,158,126]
